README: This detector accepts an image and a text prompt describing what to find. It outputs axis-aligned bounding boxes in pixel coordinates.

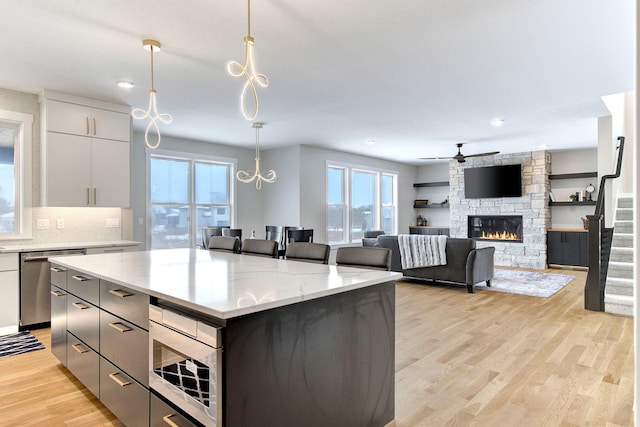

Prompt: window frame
[146,149,236,249]
[0,110,32,240]
[326,161,397,245]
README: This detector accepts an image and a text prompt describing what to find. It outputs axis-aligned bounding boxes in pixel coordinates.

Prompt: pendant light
[227,0,269,121]
[236,122,276,189]
[132,39,173,149]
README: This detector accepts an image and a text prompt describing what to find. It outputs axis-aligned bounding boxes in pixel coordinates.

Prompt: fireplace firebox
[468,215,523,242]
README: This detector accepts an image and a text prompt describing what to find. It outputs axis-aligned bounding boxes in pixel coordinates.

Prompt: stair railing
[584,136,625,311]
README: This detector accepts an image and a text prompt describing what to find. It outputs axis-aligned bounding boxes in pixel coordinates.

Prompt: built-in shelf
[549,201,596,206]
[413,181,449,188]
[414,204,450,209]
[549,172,597,180]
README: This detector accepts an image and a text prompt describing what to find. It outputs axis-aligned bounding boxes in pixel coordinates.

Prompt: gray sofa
[376,235,495,293]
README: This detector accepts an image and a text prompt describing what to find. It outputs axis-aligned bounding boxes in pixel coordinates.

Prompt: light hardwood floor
[0,268,633,426]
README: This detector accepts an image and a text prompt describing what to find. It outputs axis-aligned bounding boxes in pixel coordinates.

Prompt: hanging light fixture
[132,39,173,149]
[236,122,276,189]
[227,0,269,121]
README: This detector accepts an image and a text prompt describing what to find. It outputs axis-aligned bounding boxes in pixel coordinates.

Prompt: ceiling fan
[420,143,500,163]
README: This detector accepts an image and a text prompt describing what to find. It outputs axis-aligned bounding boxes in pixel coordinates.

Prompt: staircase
[604,194,634,317]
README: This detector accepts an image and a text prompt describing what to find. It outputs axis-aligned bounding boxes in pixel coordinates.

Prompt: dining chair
[279,226,303,258]
[335,247,392,271]
[363,230,385,239]
[265,225,282,243]
[222,228,243,252]
[208,236,240,253]
[201,226,230,249]
[284,242,330,264]
[287,228,314,243]
[241,238,279,258]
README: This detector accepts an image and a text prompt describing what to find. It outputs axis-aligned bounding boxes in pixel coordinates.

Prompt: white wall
[261,146,301,231]
[130,131,261,249]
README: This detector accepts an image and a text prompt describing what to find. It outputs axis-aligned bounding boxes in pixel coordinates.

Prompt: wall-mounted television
[464,164,522,198]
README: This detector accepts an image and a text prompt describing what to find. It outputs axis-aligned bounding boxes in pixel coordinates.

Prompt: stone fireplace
[468,215,523,243]
[449,151,550,269]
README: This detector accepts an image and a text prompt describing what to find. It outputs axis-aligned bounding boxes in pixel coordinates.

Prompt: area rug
[0,331,45,358]
[475,269,576,297]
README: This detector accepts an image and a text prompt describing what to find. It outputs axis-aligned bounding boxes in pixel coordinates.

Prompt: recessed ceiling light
[116,80,135,89]
[366,139,376,145]
[490,118,505,127]
[539,144,548,150]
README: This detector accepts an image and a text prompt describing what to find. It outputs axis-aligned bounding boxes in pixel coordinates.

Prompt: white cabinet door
[44,133,92,206]
[46,99,92,136]
[0,254,19,335]
[92,108,130,142]
[91,139,130,207]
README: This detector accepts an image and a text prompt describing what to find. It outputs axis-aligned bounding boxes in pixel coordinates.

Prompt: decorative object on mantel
[237,122,276,189]
[586,183,595,201]
[474,269,575,297]
[132,39,173,149]
[227,0,269,120]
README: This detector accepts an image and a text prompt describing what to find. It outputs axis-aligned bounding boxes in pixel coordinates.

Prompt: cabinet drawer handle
[86,117,90,135]
[72,343,88,354]
[108,289,132,298]
[86,187,90,205]
[50,267,67,272]
[72,302,89,310]
[103,248,124,253]
[108,372,131,387]
[50,290,65,297]
[162,414,180,427]
[109,322,133,333]
[93,188,97,206]
[71,275,92,282]
[93,117,96,136]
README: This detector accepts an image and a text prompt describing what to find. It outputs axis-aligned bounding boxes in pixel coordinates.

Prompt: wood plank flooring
[0,268,633,426]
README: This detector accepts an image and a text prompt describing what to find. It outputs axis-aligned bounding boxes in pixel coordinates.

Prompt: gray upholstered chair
[279,226,303,257]
[201,226,230,249]
[362,230,385,247]
[335,247,392,271]
[208,236,240,253]
[242,238,279,258]
[285,242,330,264]
[222,228,243,251]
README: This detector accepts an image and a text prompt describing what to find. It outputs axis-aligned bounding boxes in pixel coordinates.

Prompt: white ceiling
[0,0,634,164]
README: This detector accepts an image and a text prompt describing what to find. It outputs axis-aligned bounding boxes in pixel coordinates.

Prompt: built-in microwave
[149,302,223,427]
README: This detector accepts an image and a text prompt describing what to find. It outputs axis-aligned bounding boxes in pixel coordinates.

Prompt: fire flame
[481,231,520,240]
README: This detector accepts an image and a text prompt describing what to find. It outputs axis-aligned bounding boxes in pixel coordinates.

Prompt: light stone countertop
[50,248,401,320]
[0,240,142,253]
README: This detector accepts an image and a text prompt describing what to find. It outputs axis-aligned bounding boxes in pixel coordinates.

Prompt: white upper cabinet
[40,92,131,207]
[46,99,130,142]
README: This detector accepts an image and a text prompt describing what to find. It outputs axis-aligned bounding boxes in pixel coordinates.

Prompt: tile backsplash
[27,207,124,243]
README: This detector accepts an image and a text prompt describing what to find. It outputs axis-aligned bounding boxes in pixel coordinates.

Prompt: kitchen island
[50,248,400,427]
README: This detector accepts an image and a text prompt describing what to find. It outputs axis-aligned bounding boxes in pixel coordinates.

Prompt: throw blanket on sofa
[398,234,447,269]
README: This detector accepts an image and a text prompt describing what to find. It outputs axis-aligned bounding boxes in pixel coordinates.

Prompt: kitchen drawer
[0,253,18,271]
[100,280,149,330]
[100,310,149,387]
[50,285,67,365]
[151,393,199,427]
[67,269,99,305]
[100,357,150,427]
[67,295,99,352]
[50,264,68,289]
[67,332,99,398]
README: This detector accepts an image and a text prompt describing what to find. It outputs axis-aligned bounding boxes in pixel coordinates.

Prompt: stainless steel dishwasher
[20,249,85,329]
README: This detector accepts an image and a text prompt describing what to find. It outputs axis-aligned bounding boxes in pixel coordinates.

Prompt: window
[149,151,234,249]
[327,163,397,244]
[0,110,32,239]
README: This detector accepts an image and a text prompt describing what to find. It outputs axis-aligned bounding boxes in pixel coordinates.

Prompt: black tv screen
[464,164,522,198]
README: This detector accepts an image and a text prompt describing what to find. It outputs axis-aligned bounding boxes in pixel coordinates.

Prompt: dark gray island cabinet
[50,248,400,427]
